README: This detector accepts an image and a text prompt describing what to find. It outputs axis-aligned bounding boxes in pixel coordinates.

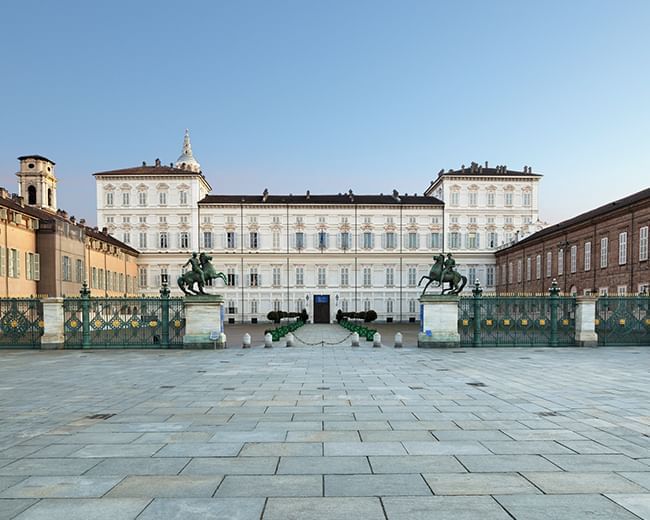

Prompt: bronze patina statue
[418,253,467,296]
[178,252,227,295]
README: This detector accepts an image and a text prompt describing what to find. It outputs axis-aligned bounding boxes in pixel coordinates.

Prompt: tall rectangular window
[105,192,113,206]
[317,267,326,285]
[92,267,98,288]
[159,192,167,205]
[272,267,281,286]
[249,232,259,249]
[317,231,328,249]
[26,252,40,281]
[363,267,372,287]
[384,232,396,249]
[408,267,417,286]
[75,258,83,283]
[138,192,147,206]
[505,192,513,206]
[448,232,461,249]
[487,192,495,207]
[570,245,577,273]
[123,232,130,244]
[340,232,350,250]
[430,233,441,249]
[249,268,259,287]
[226,268,237,286]
[517,259,522,283]
[486,266,495,286]
[600,237,608,268]
[488,232,498,248]
[363,232,373,249]
[180,191,188,205]
[619,232,627,265]
[122,192,130,206]
[180,232,190,249]
[468,192,477,206]
[407,232,418,249]
[468,266,476,284]
[139,232,147,249]
[526,257,531,281]
[62,255,71,281]
[159,232,168,249]
[546,251,552,277]
[558,248,564,275]
[584,241,591,271]
[226,231,237,249]
[295,267,304,286]
[536,255,541,280]
[340,267,349,286]
[640,226,648,262]
[523,193,531,206]
[450,192,459,206]
[203,231,213,249]
[508,262,513,283]
[272,231,281,250]
[295,232,305,250]
[467,233,479,249]
[385,267,394,286]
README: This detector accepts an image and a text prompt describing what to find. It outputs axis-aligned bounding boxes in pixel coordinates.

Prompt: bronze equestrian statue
[418,253,467,296]
[178,252,227,295]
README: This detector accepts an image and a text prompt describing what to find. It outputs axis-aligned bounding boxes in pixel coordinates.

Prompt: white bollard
[351,332,360,347]
[219,332,227,349]
[373,332,381,348]
[394,332,403,348]
[285,333,294,348]
[264,333,273,348]
[242,333,251,349]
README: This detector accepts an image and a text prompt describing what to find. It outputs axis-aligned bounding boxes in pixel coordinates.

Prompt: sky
[0,0,648,226]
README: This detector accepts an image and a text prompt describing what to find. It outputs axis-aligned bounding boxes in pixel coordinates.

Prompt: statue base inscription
[418,294,460,348]
[183,295,225,349]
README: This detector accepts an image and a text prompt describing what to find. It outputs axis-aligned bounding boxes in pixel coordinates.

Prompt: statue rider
[441,252,456,281]
[183,252,205,287]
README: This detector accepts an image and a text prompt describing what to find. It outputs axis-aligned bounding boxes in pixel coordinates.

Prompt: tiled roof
[200,193,444,206]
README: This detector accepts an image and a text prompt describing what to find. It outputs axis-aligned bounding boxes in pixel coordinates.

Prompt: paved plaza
[1,325,650,519]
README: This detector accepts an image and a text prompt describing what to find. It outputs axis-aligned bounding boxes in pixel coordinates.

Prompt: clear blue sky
[1,0,648,226]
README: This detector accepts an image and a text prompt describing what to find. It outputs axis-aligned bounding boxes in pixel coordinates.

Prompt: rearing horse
[418,254,468,296]
[178,253,227,295]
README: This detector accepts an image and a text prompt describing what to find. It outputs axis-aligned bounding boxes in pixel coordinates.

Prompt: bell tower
[16,155,58,212]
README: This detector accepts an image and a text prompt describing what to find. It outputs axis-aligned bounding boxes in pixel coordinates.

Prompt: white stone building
[424,161,544,289]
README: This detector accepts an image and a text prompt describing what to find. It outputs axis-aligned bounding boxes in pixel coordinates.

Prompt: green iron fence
[596,296,650,346]
[459,282,576,347]
[0,298,43,348]
[63,284,185,348]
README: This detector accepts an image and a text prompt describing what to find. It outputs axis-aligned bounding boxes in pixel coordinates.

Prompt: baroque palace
[93,131,543,323]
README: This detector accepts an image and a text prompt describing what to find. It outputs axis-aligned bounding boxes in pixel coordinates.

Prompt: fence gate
[596,296,650,346]
[0,298,43,348]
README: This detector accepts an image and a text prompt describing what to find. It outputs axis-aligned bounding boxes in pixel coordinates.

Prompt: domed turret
[174,129,201,172]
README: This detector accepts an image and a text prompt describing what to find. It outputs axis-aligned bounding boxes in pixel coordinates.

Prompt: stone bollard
[219,332,227,349]
[373,332,381,348]
[394,332,403,348]
[285,333,294,348]
[242,333,251,349]
[264,333,273,348]
[351,332,360,347]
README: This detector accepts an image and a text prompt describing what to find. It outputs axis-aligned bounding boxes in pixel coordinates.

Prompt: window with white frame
[272,267,281,286]
[249,232,259,249]
[430,232,441,249]
[273,300,281,312]
[226,231,237,249]
[123,232,130,244]
[640,226,648,262]
[385,266,395,286]
[180,215,188,224]
[159,232,169,249]
[384,232,396,249]
[508,262,513,283]
[486,265,495,286]
[407,232,418,249]
[203,231,213,249]
[363,232,373,249]
[180,191,188,205]
[584,241,591,271]
[526,257,531,281]
[517,259,522,283]
[25,252,40,281]
[558,248,564,275]
[159,192,167,205]
[250,300,258,314]
[317,267,326,285]
[180,232,190,249]
[570,245,577,273]
[536,255,541,280]
[450,192,460,206]
[386,299,394,314]
[504,192,513,206]
[203,216,211,224]
[123,216,130,224]
[600,237,608,268]
[617,285,627,295]
[105,191,113,206]
[468,266,476,284]
[340,232,350,250]
[523,192,531,207]
[139,232,147,249]
[546,251,552,277]
[159,215,166,224]
[317,231,328,249]
[295,266,304,286]
[448,232,461,249]
[272,231,281,250]
[340,267,349,286]
[341,299,348,312]
[138,267,147,288]
[467,233,479,249]
[468,192,477,206]
[408,299,417,313]
[249,267,259,287]
[619,232,627,265]
[295,299,303,313]
[408,267,417,287]
[487,192,495,207]
[363,267,372,287]
[138,192,147,206]
[122,192,130,206]
[488,232,498,248]
[75,258,83,283]
[363,299,371,311]
[295,232,305,250]
[226,268,237,286]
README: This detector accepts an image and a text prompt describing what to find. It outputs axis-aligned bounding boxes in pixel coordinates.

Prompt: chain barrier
[290,330,355,347]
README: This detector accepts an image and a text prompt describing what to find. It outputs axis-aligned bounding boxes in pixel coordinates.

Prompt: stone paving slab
[84,457,190,476]
[607,494,650,520]
[277,456,371,474]
[368,455,466,474]
[382,496,512,520]
[263,497,385,520]
[422,472,540,495]
[216,475,323,497]
[0,476,123,499]
[495,494,642,519]
[137,497,265,520]
[106,475,224,498]
[522,471,648,494]
[12,498,150,520]
[0,498,37,519]
[324,474,432,496]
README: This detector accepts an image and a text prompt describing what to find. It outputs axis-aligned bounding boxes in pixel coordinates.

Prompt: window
[468,266,476,284]
[272,267,281,286]
[75,259,83,283]
[249,232,259,249]
[203,216,211,224]
[123,232,130,244]
[139,216,147,223]
[159,216,166,224]
[159,232,169,249]
[599,287,608,296]
[159,192,167,206]
[160,267,168,286]
[450,216,459,224]
[570,245,577,273]
[106,216,114,224]
[619,232,627,265]
[226,268,237,286]
[317,267,326,286]
[139,232,147,249]
[546,251,552,277]
[273,300,281,312]
[272,231,281,250]
[407,232,418,249]
[600,237,608,268]
[408,267,417,287]
[340,232,350,250]
[295,299,303,313]
[640,226,649,261]
[487,192,495,207]
[508,262,513,283]
[249,268,259,287]
[318,231,328,249]
[122,216,130,224]
[138,192,147,206]
[584,242,591,271]
[468,192,477,206]
[105,192,114,206]
[295,232,305,250]
[505,216,513,225]
[272,216,280,224]
[363,267,372,287]
[526,257,531,281]
[467,233,479,249]
[249,216,258,224]
[98,269,104,289]
[617,285,627,295]
[523,193,531,207]
[180,191,188,205]
[226,232,237,249]
[122,192,130,206]
[62,255,71,281]
[203,231,213,249]
[341,299,349,312]
[448,232,461,249]
[340,267,349,286]
[25,252,40,281]
[536,255,541,280]
[180,232,190,249]
[386,299,394,314]
[505,192,513,206]
[386,267,395,286]
[558,248,564,275]
[517,259,522,283]
[295,267,304,286]
[488,232,498,248]
[408,299,417,313]
[450,192,460,206]
[430,233,441,249]
[92,267,98,288]
[363,232,373,249]
[251,300,258,314]
[486,266,495,286]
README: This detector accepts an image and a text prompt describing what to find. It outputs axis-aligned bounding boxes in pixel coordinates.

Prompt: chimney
[484,161,488,168]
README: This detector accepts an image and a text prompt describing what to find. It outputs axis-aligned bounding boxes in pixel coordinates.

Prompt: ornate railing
[63,284,185,348]
[596,296,650,346]
[0,298,43,348]
[459,282,576,347]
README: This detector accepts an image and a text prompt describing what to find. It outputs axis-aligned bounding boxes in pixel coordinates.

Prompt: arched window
[27,186,37,205]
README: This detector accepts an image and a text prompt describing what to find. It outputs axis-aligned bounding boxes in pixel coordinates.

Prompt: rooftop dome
[174,129,201,172]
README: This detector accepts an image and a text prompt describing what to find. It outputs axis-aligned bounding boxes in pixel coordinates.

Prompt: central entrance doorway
[313,294,330,323]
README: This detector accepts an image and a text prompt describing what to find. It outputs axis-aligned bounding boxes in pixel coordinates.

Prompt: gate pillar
[418,295,460,348]
[575,296,598,347]
[183,295,225,349]
[41,297,65,350]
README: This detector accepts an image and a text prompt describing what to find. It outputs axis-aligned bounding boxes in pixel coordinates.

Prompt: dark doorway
[313,294,330,323]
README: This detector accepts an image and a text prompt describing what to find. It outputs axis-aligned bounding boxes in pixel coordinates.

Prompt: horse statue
[178,252,227,295]
[418,253,468,296]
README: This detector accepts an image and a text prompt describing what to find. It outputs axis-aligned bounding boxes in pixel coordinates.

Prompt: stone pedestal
[575,296,598,347]
[41,297,64,350]
[418,295,460,348]
[183,295,225,349]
